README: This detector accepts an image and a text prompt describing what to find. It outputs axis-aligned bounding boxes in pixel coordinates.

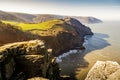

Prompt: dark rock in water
[76,46,85,50]
[85,61,120,80]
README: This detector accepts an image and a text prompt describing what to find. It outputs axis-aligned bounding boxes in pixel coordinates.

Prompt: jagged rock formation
[85,61,120,80]
[0,40,60,80]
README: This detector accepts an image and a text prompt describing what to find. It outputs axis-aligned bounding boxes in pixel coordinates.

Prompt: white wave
[56,50,78,63]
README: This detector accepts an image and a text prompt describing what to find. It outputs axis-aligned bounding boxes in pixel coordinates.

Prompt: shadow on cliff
[58,33,111,80]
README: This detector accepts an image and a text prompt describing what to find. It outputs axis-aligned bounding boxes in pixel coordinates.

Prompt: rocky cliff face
[85,61,120,80]
[28,18,93,56]
[0,15,93,56]
[0,40,60,80]
[64,17,93,36]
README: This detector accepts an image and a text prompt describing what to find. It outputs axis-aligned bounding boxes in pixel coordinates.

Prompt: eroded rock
[0,40,60,80]
[27,77,48,80]
[85,61,120,80]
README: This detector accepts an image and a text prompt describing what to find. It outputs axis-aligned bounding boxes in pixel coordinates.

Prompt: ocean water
[57,21,120,80]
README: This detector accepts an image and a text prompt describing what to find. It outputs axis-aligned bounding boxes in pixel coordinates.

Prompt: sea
[56,21,120,80]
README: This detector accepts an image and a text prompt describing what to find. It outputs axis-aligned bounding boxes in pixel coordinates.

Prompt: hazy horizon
[0,0,120,21]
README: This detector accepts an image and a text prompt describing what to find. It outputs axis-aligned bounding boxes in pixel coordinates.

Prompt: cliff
[28,18,93,56]
[0,40,60,80]
[85,61,120,80]
[64,17,93,36]
[0,16,93,56]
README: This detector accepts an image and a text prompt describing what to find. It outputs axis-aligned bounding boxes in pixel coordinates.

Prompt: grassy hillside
[0,21,33,46]
[2,19,64,31]
[0,17,91,56]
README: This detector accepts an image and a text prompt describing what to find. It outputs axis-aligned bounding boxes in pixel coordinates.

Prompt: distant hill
[9,12,36,23]
[32,14,103,24]
[0,10,25,22]
[33,14,64,23]
[0,10,102,24]
[73,16,103,24]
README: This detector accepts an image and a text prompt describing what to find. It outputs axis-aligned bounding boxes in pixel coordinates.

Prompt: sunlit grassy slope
[2,19,64,31]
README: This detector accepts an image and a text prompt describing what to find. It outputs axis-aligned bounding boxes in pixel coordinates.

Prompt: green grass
[2,19,64,31]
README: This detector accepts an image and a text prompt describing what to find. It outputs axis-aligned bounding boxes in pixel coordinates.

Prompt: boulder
[85,61,120,80]
[27,77,48,80]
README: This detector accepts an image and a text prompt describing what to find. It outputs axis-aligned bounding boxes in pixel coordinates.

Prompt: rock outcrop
[28,77,48,80]
[64,17,93,36]
[85,61,120,80]
[0,40,60,80]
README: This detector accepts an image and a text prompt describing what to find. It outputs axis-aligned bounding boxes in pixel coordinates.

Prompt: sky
[0,0,120,21]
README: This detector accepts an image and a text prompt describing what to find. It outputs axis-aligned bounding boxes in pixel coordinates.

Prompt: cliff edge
[0,40,60,80]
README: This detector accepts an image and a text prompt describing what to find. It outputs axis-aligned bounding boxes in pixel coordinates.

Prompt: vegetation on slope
[2,19,64,31]
[0,17,92,55]
[0,21,38,46]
